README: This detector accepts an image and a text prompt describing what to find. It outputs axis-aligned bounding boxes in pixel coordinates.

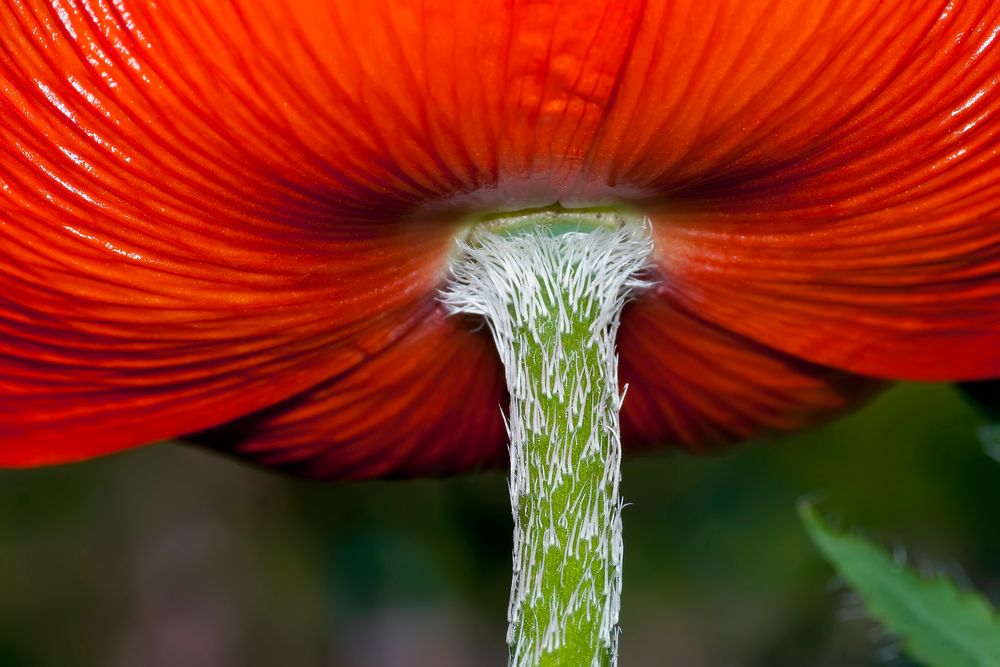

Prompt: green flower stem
[444,212,652,667]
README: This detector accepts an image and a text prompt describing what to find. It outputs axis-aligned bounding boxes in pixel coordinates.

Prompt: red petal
[0,217,454,465]
[585,0,1000,379]
[195,306,508,480]
[652,202,1000,381]
[0,1,461,463]
[617,295,881,453]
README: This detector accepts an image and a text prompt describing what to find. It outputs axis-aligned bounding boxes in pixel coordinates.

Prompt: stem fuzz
[445,218,652,667]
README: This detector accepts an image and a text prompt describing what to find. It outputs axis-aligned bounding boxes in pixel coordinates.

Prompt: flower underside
[0,1,998,477]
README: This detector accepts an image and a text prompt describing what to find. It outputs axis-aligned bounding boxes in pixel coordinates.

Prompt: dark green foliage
[801,503,1000,667]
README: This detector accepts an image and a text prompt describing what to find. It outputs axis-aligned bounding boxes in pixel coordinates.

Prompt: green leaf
[799,501,1000,667]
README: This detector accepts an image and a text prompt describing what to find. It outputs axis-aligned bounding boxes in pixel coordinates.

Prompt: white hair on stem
[443,221,653,667]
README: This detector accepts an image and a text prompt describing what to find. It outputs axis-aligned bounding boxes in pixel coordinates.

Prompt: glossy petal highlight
[0,0,458,463]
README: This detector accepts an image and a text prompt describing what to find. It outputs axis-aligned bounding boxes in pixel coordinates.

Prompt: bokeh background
[0,383,996,667]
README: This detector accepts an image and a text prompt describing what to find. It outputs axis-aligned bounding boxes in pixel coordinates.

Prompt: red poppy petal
[652,202,1000,382]
[617,294,882,453]
[193,305,508,480]
[594,0,1000,379]
[0,1,460,464]
[193,295,876,480]
[0,214,452,465]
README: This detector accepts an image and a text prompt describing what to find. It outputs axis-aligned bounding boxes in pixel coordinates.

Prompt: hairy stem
[445,215,652,667]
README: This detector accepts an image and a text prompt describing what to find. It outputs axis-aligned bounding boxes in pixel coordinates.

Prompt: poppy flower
[2,0,999,480]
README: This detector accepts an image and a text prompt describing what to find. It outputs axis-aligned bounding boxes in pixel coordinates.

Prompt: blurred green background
[0,383,996,667]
